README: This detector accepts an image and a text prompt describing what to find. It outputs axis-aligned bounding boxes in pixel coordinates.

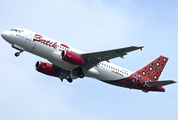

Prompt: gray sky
[0,0,177,120]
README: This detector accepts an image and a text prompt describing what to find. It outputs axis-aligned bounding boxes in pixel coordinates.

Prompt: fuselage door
[23,30,36,51]
[26,30,32,41]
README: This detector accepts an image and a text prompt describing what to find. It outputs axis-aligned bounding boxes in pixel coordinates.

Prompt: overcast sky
[0,0,178,120]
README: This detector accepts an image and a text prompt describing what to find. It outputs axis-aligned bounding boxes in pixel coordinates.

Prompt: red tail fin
[135,56,168,81]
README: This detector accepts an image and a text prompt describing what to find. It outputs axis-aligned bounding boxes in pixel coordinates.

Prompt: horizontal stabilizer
[146,80,176,87]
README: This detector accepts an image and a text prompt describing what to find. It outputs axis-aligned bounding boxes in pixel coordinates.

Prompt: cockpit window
[10,29,16,32]
[10,29,21,33]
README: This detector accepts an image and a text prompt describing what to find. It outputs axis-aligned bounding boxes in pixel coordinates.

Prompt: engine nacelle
[61,50,84,65]
[35,61,59,77]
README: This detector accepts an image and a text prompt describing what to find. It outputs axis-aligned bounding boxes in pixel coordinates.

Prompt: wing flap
[146,80,176,87]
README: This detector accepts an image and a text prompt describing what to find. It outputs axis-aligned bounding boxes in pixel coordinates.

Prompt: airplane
[1,28,176,92]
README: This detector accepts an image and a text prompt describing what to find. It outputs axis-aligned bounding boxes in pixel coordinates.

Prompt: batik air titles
[1,28,176,92]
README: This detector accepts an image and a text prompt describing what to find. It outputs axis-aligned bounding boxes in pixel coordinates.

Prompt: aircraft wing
[82,46,143,69]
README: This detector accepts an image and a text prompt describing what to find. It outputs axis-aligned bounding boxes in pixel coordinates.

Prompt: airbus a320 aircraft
[1,28,176,92]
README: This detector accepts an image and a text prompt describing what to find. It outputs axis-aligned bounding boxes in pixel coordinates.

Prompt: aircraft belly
[26,42,53,59]
[14,37,29,49]
[85,67,100,78]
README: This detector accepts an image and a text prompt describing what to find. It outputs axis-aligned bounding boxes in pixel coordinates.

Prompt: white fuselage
[2,28,133,81]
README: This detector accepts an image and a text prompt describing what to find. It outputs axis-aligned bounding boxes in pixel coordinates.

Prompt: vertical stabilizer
[135,56,168,81]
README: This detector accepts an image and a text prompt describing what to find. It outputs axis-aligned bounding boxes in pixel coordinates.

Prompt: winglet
[138,46,144,51]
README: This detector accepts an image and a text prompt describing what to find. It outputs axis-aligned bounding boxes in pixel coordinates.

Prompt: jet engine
[61,50,84,65]
[35,61,59,77]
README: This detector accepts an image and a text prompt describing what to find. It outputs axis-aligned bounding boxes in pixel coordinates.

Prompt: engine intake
[61,50,84,65]
[35,61,59,77]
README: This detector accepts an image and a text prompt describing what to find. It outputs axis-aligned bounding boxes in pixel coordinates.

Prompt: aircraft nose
[1,31,14,44]
[1,31,9,40]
